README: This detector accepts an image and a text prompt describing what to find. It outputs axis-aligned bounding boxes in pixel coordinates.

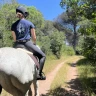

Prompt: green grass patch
[50,61,69,90]
[77,58,96,96]
[43,54,69,74]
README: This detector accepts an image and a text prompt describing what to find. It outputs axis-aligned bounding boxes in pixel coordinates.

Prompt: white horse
[0,47,39,96]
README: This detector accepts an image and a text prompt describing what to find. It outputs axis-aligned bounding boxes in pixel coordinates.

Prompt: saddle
[17,48,39,69]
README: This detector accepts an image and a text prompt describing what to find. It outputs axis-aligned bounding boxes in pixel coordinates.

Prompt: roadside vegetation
[77,58,96,96]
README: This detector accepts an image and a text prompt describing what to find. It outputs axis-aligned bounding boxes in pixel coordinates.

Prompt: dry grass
[43,55,69,74]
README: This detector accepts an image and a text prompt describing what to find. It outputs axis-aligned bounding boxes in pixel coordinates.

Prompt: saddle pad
[17,48,39,69]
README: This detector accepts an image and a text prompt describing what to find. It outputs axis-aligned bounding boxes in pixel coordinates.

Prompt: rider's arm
[31,28,36,45]
[11,31,16,42]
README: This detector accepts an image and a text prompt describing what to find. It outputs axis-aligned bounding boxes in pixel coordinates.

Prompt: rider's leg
[39,56,46,74]
[25,40,46,80]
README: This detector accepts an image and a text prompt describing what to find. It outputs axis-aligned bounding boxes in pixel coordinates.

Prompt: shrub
[81,36,96,61]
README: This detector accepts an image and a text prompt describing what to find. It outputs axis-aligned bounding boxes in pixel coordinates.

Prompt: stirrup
[37,72,46,80]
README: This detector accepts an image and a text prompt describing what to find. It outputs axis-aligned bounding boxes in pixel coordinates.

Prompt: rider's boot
[37,71,46,80]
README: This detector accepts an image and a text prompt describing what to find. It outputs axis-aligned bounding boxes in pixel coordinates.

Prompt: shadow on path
[40,78,86,96]
[40,61,87,96]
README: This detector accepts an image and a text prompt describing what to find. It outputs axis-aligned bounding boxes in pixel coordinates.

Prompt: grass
[77,58,96,96]
[50,59,69,89]
[43,54,69,74]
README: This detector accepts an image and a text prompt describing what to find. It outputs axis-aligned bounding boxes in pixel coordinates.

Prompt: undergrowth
[77,58,96,96]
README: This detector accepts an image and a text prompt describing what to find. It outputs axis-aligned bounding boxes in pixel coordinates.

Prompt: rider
[11,6,46,80]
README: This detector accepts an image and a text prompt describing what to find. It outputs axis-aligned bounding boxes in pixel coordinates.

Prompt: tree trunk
[72,24,77,54]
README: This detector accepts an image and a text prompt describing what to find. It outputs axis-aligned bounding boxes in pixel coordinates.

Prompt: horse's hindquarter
[0,71,18,94]
[10,74,32,93]
[0,47,35,84]
[0,71,32,95]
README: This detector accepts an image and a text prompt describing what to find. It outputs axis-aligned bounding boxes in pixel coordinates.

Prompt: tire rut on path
[64,58,84,96]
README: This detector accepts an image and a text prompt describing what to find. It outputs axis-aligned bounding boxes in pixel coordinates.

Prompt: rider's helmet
[16,6,29,18]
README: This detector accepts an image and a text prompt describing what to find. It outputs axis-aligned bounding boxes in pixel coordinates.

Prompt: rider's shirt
[11,19,35,40]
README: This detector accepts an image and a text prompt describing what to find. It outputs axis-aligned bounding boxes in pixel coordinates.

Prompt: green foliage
[63,45,75,56]
[50,31,64,59]
[77,58,96,95]
[78,19,96,37]
[80,0,96,20]
[42,20,58,36]
[60,0,80,9]
[0,1,19,47]
[81,36,96,61]
[40,36,51,55]
[76,36,84,55]
[27,6,44,28]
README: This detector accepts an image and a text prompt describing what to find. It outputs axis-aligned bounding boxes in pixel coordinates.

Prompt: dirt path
[38,56,84,96]
[63,60,84,96]
[39,61,66,95]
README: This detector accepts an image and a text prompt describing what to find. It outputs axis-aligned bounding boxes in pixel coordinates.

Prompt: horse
[0,47,39,96]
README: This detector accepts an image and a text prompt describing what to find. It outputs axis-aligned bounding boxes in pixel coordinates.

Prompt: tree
[0,0,19,47]
[27,6,44,28]
[41,20,58,36]
[59,0,83,53]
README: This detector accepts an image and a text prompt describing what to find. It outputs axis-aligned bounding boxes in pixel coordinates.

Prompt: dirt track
[38,56,84,96]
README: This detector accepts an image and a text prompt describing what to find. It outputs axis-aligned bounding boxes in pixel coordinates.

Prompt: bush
[63,45,75,56]
[81,36,96,61]
[50,31,64,59]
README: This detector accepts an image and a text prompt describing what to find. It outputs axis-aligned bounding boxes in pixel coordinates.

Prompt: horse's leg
[33,79,39,96]
[32,67,39,96]
[0,85,2,94]
[26,87,32,96]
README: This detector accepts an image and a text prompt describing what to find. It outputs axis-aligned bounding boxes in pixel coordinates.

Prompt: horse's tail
[0,84,2,94]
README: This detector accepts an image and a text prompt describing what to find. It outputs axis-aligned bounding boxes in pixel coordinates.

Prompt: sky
[17,0,64,21]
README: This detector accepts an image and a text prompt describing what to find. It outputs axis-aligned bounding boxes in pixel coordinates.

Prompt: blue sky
[17,0,64,21]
